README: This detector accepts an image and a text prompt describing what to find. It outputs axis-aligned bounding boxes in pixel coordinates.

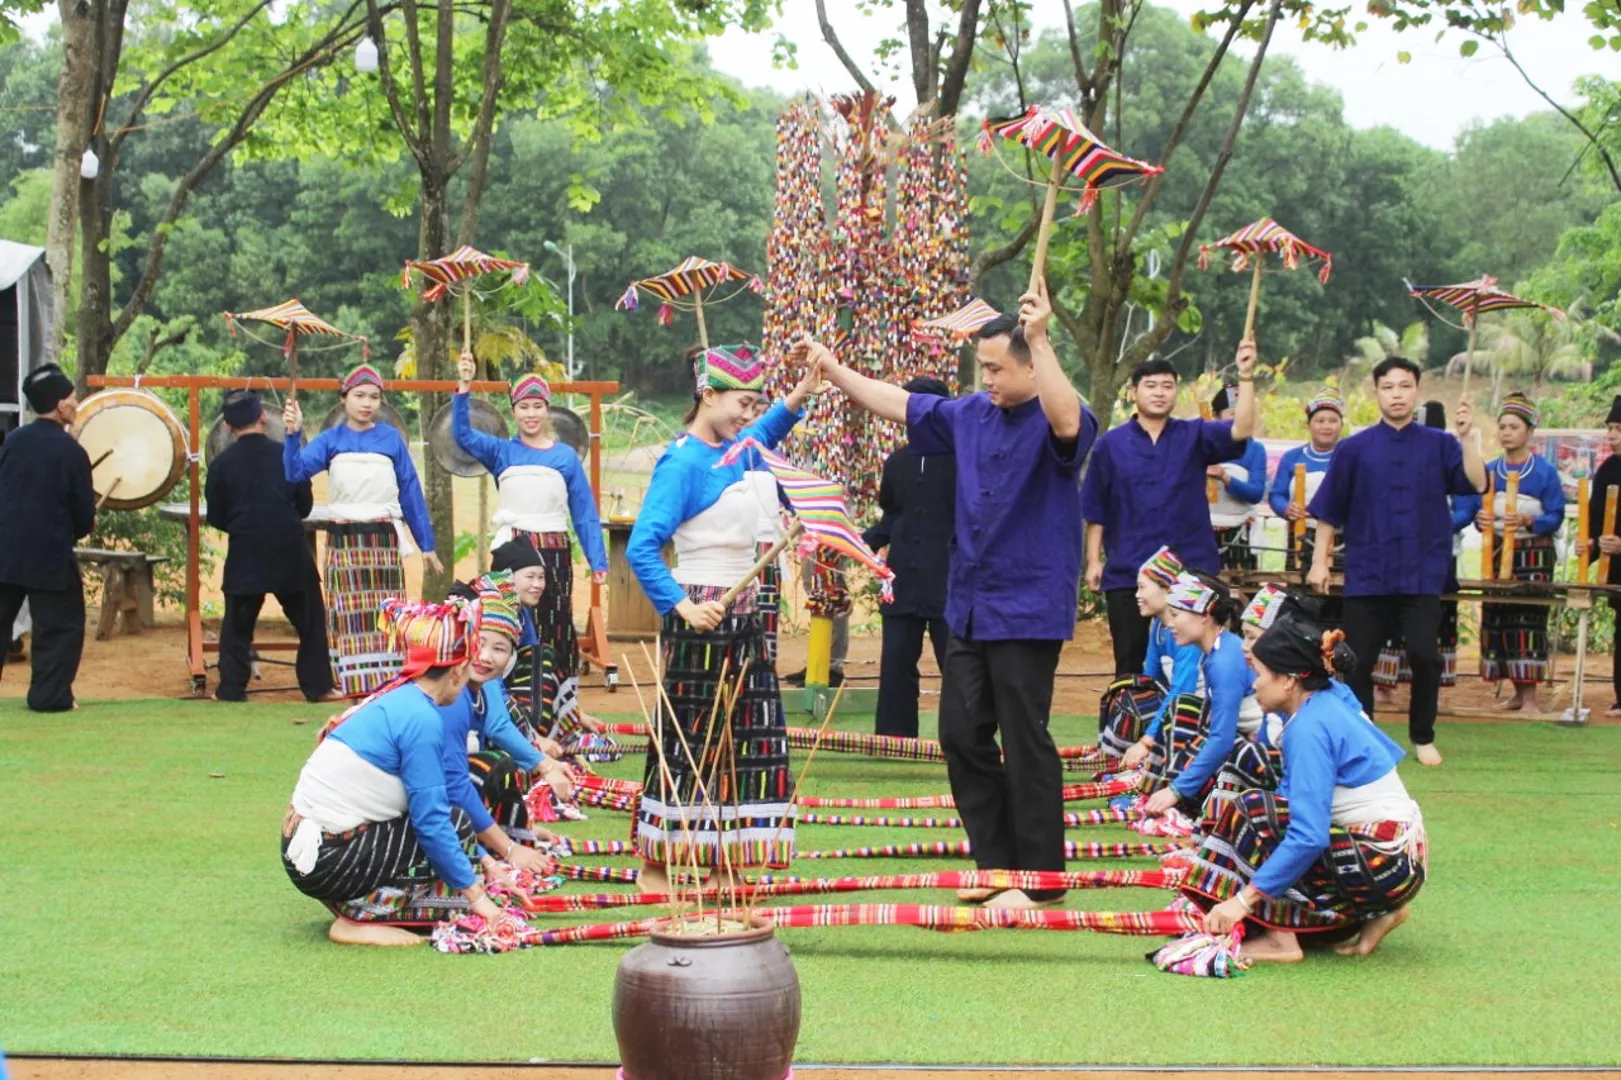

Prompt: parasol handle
[1027,152,1066,296]
[1243,257,1264,341]
[97,476,123,511]
[694,290,709,351]
[462,285,473,356]
[1461,316,1477,401]
[288,337,299,404]
[721,520,803,608]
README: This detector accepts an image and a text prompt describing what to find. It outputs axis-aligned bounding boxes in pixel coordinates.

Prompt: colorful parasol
[616,256,762,348]
[978,105,1163,292]
[911,298,1000,346]
[1406,275,1565,397]
[1199,218,1333,339]
[223,299,368,400]
[717,437,894,599]
[402,245,532,358]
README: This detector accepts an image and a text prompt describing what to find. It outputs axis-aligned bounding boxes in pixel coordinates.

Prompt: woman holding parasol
[625,343,823,895]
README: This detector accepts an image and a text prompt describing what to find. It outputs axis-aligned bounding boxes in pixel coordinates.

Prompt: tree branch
[1060,0,1090,96]
[814,0,879,99]
[1496,34,1621,193]
[447,0,510,176]
[366,0,430,171]
[109,0,276,157]
[937,0,982,117]
[431,0,454,163]
[905,0,933,105]
[968,215,1038,285]
[401,0,432,138]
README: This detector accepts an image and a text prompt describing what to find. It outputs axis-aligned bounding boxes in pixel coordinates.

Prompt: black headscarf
[1251,611,1356,691]
[904,376,950,398]
[490,538,545,574]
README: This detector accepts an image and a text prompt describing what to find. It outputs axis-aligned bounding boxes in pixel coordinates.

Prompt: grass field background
[1,699,1618,1066]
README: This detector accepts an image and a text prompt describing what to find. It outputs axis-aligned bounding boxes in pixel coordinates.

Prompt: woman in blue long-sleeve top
[453,356,607,723]
[1142,571,1263,818]
[1186,611,1426,964]
[626,344,820,895]
[281,599,524,947]
[283,365,440,698]
[1475,392,1565,711]
[1100,546,1204,763]
[1207,384,1268,571]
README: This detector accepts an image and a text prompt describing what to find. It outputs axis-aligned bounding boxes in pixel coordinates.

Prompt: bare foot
[982,889,1064,910]
[327,919,426,947]
[1334,905,1411,956]
[636,863,670,896]
[1606,704,1621,719]
[1243,929,1304,963]
[1495,697,1525,712]
[1414,743,1443,767]
[1374,687,1396,706]
[956,887,1000,903]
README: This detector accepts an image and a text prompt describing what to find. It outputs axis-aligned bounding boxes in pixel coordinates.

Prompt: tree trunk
[74,164,114,393]
[414,174,455,598]
[47,0,100,365]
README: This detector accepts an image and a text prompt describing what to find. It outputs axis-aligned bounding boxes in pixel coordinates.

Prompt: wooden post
[1577,476,1591,585]
[694,291,709,350]
[186,383,204,692]
[1243,257,1264,341]
[1571,608,1590,725]
[1500,468,1521,579]
[1481,470,1496,581]
[1291,462,1307,562]
[1598,489,1618,584]
[1027,152,1067,295]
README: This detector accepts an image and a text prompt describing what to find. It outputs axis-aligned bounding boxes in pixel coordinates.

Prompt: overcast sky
[709,0,1619,150]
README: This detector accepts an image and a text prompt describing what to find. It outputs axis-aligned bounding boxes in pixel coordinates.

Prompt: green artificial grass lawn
[2,699,1619,1066]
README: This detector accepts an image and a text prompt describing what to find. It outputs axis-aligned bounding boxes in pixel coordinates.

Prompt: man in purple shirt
[1308,356,1484,767]
[1080,345,1257,677]
[798,279,1097,910]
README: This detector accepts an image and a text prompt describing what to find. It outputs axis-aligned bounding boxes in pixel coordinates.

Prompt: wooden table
[75,548,169,640]
[605,520,667,642]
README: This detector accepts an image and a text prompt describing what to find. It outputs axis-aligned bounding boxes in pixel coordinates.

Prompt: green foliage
[83,482,207,606]
[0,166,48,243]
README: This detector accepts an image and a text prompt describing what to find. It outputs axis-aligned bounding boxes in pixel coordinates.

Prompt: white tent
[0,240,55,437]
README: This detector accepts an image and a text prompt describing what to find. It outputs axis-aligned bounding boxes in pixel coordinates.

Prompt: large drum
[427,397,510,478]
[72,389,188,511]
[205,408,287,464]
[320,400,409,437]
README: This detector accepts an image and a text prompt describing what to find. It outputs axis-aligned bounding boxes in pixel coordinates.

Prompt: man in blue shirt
[1080,346,1257,677]
[800,279,1097,910]
[1206,382,1268,571]
[1308,357,1485,767]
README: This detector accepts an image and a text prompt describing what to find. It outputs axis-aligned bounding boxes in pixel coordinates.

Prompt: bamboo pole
[694,291,709,350]
[1481,471,1496,581]
[1461,314,1478,401]
[1242,257,1264,341]
[1027,151,1067,295]
[1291,462,1307,563]
[1577,477,1591,586]
[1500,468,1521,579]
[288,336,300,404]
[1598,489,1618,584]
[721,520,804,608]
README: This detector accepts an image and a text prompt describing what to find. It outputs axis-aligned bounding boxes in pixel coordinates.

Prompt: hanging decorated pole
[979,105,1162,293]
[616,256,761,350]
[401,245,532,356]
[1198,218,1333,341]
[1406,276,1564,399]
[223,299,368,402]
[716,437,895,603]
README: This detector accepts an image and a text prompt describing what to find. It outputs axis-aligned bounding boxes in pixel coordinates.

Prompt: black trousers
[0,580,85,712]
[1104,588,1151,677]
[1343,594,1442,745]
[217,589,334,702]
[875,614,949,738]
[939,634,1065,899]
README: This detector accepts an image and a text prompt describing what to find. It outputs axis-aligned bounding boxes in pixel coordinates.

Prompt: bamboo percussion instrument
[1577,477,1591,586]
[1480,471,1496,582]
[1499,469,1520,578]
[1291,462,1307,557]
[1598,489,1618,584]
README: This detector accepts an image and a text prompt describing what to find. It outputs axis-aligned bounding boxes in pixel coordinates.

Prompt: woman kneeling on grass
[1185,611,1426,962]
[282,598,526,946]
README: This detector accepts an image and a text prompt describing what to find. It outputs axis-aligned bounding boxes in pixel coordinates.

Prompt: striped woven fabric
[763,904,1201,936]
[548,838,637,858]
[615,256,757,308]
[1406,276,1563,324]
[1197,218,1333,284]
[716,438,894,589]
[560,863,642,884]
[600,722,1102,764]
[797,807,1140,830]
[797,839,1191,861]
[978,105,1162,212]
[911,298,1000,344]
[572,786,639,813]
[224,299,364,357]
[579,775,1133,812]
[402,245,530,303]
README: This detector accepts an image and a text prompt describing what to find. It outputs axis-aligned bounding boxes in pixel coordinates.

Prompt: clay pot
[613,913,800,1080]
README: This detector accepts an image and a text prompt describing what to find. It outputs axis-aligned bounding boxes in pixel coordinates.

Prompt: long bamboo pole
[1480,471,1496,582]
[1500,468,1521,579]
[1598,489,1618,584]
[1242,257,1265,341]
[1577,477,1591,586]
[1027,152,1067,295]
[1291,462,1307,564]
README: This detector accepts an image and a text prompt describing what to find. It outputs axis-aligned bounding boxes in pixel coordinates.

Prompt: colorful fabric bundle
[510,373,551,404]
[695,343,767,394]
[1242,584,1289,631]
[1305,390,1343,418]
[1138,546,1184,589]
[1198,218,1333,284]
[402,245,530,304]
[1166,573,1216,616]
[1150,928,1251,978]
[979,105,1163,214]
[1498,391,1539,429]
[340,363,384,395]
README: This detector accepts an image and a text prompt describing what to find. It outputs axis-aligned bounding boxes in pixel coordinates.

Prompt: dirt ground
[3,604,1617,724]
[16,1065,1617,1080]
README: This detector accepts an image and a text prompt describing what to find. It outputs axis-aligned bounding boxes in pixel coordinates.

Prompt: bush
[84,478,208,607]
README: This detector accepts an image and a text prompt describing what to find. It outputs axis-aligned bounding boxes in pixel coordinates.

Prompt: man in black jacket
[205,391,338,702]
[0,364,95,712]
[863,376,957,737]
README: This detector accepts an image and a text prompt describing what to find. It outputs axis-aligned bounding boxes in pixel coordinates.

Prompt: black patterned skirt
[1181,789,1427,932]
[323,522,404,697]
[1098,674,1165,758]
[634,583,793,868]
[1142,693,1210,798]
[513,529,581,720]
[468,750,536,843]
[1480,534,1557,686]
[756,540,782,664]
[282,807,477,926]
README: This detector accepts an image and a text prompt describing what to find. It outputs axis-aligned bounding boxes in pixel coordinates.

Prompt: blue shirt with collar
[1143,618,1203,737]
[1171,630,1254,799]
[1308,419,1480,596]
[438,677,545,834]
[1079,416,1243,592]
[906,390,1099,642]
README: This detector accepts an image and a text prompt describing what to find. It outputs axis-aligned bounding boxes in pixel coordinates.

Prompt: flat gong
[550,404,589,459]
[205,408,287,465]
[427,396,510,478]
[72,389,188,511]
